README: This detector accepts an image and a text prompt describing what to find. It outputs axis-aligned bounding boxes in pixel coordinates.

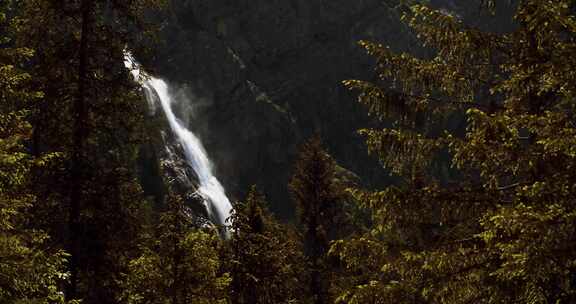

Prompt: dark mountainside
[141,0,514,218]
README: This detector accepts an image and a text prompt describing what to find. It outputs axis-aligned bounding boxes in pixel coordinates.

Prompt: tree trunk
[68,0,93,299]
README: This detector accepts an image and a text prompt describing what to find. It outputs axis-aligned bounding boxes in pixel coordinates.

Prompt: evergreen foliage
[335,1,576,303]
[121,193,229,304]
[0,2,69,302]
[226,186,305,304]
[10,0,164,302]
[290,137,349,304]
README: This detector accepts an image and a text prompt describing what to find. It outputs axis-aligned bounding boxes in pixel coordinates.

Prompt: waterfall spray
[124,52,232,237]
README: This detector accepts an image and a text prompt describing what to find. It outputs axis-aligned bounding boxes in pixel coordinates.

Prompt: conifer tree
[226,186,306,304]
[12,0,164,302]
[334,1,576,303]
[0,2,69,302]
[121,193,230,304]
[290,137,348,304]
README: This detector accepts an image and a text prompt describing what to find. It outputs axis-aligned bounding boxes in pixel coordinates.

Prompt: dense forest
[3,0,576,303]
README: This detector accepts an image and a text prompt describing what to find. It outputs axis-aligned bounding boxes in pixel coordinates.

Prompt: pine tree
[334,1,576,303]
[11,0,165,302]
[290,137,349,304]
[0,2,69,302]
[121,193,230,304]
[226,186,306,304]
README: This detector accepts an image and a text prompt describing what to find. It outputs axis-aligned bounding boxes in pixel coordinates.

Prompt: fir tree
[290,137,348,304]
[226,186,306,304]
[12,0,164,302]
[0,2,69,302]
[120,192,230,304]
[334,1,576,303]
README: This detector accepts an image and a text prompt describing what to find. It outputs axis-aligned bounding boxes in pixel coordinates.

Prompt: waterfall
[124,52,232,236]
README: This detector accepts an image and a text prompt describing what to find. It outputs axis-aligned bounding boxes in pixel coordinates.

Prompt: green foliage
[9,1,166,302]
[121,231,229,304]
[0,79,70,304]
[226,186,306,304]
[290,137,349,251]
[337,0,576,303]
[121,193,229,304]
[0,2,70,302]
[290,137,351,304]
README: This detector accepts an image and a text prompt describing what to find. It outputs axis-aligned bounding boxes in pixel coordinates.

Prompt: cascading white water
[124,52,232,235]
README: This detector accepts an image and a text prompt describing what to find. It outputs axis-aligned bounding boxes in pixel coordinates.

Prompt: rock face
[143,0,515,219]
[138,107,212,225]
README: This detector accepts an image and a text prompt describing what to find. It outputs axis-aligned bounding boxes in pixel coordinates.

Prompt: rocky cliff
[142,0,516,219]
